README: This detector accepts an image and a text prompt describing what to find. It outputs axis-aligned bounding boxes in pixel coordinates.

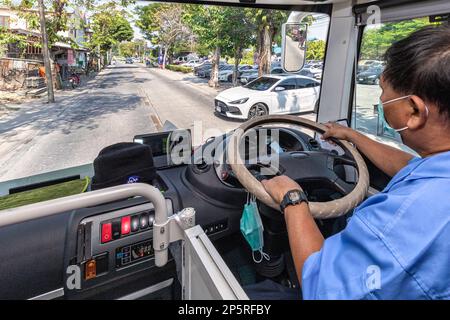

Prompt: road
[0,63,256,182]
[0,63,157,182]
[2,63,384,183]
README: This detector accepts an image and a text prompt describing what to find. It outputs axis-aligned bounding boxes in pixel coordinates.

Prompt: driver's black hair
[382,25,450,118]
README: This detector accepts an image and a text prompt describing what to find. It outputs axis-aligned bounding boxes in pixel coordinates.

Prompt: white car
[182,60,202,68]
[218,65,254,82]
[214,75,320,120]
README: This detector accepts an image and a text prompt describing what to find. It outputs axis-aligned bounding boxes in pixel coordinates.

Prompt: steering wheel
[227,115,369,219]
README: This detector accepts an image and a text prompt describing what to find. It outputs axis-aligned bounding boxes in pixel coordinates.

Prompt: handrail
[0,183,169,265]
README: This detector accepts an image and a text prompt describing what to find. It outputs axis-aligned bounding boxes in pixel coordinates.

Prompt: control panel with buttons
[76,200,172,284]
[203,219,228,236]
[115,239,154,269]
[101,211,155,244]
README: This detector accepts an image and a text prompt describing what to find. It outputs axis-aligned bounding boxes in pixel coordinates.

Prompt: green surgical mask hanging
[240,193,270,263]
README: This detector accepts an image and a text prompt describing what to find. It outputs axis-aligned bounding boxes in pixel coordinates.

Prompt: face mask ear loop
[261,251,270,262]
[252,251,264,264]
[252,250,270,264]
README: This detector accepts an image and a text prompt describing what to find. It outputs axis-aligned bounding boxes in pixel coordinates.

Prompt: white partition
[182,226,249,300]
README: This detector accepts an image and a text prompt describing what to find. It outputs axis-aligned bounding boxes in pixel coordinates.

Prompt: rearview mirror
[281,23,308,73]
[274,86,286,92]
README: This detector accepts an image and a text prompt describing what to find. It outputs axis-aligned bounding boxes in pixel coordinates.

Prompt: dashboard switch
[85,259,96,280]
[112,219,121,240]
[139,213,149,229]
[101,222,112,243]
[121,216,131,235]
[131,215,140,232]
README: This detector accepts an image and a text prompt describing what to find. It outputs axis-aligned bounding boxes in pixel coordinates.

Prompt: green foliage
[246,9,288,74]
[118,40,146,57]
[166,64,192,73]
[306,40,326,60]
[360,18,436,60]
[0,27,28,57]
[89,3,133,53]
[135,3,191,65]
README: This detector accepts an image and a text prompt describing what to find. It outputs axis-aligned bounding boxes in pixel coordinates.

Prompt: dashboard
[0,125,354,300]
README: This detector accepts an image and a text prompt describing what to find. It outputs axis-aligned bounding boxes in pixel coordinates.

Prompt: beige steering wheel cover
[227,115,369,219]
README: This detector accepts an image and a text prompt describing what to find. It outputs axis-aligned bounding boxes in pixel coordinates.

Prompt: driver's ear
[406,95,429,130]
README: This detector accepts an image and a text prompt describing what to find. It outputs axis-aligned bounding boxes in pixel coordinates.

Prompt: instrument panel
[67,200,174,294]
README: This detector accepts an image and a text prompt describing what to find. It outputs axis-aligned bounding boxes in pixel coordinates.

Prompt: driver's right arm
[322,122,414,177]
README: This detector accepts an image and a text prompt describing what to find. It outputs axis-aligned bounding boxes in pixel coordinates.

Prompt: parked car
[214,75,321,120]
[125,57,133,64]
[194,61,211,76]
[357,60,384,72]
[218,65,254,82]
[199,64,232,79]
[357,66,384,85]
[239,66,285,84]
[173,56,188,65]
[182,60,202,68]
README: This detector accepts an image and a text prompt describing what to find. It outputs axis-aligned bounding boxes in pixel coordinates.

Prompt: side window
[296,78,318,88]
[278,78,297,90]
[271,68,284,74]
[0,16,10,28]
[352,17,440,153]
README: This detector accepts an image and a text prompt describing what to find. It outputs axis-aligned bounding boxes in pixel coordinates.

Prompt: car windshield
[0,2,329,183]
[245,77,279,91]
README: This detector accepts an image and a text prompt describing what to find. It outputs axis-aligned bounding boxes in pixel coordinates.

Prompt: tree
[306,40,326,60]
[37,0,55,103]
[360,18,435,60]
[220,7,254,86]
[248,9,288,76]
[135,3,191,68]
[184,5,233,87]
[89,3,133,54]
[2,0,72,101]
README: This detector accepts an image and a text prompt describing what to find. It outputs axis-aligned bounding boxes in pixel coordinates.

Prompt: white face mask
[380,95,429,133]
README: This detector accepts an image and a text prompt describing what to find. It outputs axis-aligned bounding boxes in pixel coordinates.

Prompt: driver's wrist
[346,128,359,143]
[284,202,309,220]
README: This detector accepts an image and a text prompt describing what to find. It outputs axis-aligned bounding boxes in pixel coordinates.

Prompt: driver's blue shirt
[301,150,450,300]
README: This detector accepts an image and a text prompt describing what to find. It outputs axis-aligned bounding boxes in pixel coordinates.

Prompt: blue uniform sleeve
[301,213,422,300]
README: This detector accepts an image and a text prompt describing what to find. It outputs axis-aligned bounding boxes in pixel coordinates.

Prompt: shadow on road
[0,92,141,136]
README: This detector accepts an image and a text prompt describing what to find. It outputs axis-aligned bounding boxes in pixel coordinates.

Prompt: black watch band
[280,189,308,213]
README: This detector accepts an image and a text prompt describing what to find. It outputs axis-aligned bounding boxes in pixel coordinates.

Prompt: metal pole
[37,0,55,103]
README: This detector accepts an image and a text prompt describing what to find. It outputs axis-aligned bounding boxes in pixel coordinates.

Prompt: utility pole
[37,0,55,103]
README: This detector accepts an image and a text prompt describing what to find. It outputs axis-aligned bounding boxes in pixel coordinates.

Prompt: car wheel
[227,74,233,82]
[248,103,268,119]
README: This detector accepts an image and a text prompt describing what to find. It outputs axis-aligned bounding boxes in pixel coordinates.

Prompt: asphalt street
[0,62,383,183]
[0,64,160,181]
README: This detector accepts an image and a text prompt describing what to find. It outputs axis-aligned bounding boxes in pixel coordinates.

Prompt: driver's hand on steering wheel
[321,122,354,142]
[261,175,303,205]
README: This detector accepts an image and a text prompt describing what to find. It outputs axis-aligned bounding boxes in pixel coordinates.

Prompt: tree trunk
[259,26,272,76]
[37,0,55,103]
[209,46,220,88]
[163,46,169,69]
[233,46,242,87]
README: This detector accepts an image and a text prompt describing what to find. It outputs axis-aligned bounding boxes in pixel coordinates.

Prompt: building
[0,6,92,73]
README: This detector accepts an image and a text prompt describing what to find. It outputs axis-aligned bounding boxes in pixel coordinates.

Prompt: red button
[101,222,112,243]
[121,216,131,235]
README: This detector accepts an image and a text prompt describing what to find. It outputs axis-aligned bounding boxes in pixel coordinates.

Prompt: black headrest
[91,142,157,191]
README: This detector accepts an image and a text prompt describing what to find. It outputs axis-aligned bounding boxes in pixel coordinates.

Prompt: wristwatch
[280,189,308,214]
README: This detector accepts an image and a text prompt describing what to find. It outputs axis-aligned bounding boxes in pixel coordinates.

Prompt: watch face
[289,191,301,202]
